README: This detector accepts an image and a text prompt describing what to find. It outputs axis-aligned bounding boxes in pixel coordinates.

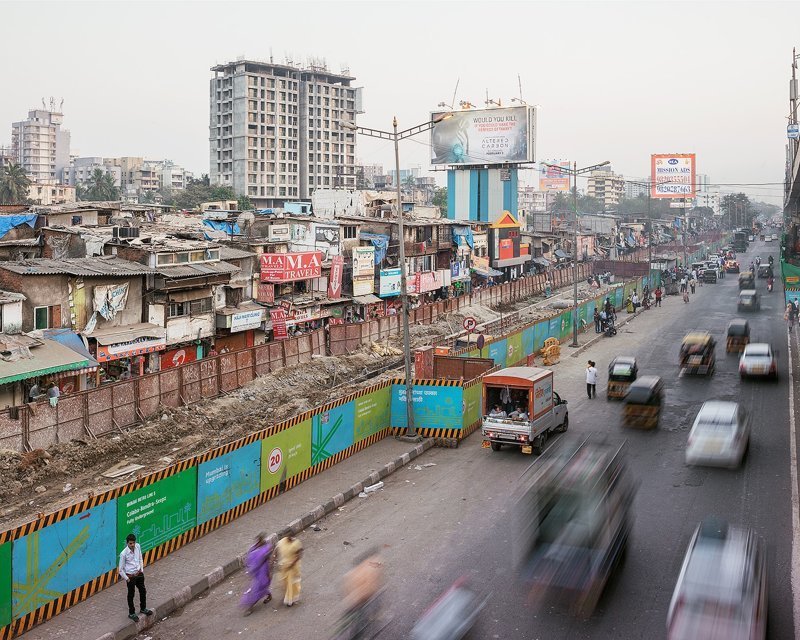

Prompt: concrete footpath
[23,437,432,640]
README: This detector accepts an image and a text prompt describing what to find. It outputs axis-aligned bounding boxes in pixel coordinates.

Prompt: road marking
[788,328,800,633]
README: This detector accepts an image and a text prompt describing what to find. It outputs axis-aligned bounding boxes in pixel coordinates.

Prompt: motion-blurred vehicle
[410,577,488,640]
[680,332,716,376]
[481,367,568,455]
[725,319,750,354]
[514,437,635,617]
[738,272,754,289]
[739,343,777,380]
[622,376,664,429]
[702,268,718,284]
[765,236,772,242]
[756,265,771,279]
[667,520,766,640]
[772,233,778,241]
[725,260,740,274]
[737,290,760,312]
[606,356,638,400]
[685,401,749,469]
[748,235,754,242]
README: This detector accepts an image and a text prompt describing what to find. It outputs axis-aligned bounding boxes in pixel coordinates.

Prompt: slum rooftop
[0,256,156,276]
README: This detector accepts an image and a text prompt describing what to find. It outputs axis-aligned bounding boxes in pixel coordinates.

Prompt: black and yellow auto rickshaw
[607,356,638,400]
[622,376,664,429]
[680,332,716,375]
[725,319,750,353]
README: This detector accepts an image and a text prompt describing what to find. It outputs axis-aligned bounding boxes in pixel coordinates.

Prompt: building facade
[624,177,649,200]
[11,107,71,183]
[209,59,361,208]
[62,157,123,187]
[587,170,626,208]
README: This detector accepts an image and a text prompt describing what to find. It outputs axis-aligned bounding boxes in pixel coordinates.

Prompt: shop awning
[473,266,503,277]
[554,249,571,259]
[493,255,531,267]
[532,257,551,267]
[351,294,383,305]
[88,323,166,346]
[0,339,96,385]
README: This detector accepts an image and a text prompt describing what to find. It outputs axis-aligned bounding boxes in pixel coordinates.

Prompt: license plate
[689,356,703,365]
[752,366,766,374]
[481,440,491,449]
[521,445,533,454]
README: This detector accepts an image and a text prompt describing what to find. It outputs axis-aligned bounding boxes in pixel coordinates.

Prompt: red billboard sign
[328,255,343,299]
[270,308,288,340]
[257,283,275,304]
[260,251,322,282]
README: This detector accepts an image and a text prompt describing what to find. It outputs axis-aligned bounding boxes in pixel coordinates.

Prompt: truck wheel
[556,415,569,433]
[533,434,546,455]
[490,442,501,452]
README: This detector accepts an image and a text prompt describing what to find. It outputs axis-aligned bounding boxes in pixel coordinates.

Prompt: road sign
[789,124,800,139]
[476,334,485,350]
[463,316,477,332]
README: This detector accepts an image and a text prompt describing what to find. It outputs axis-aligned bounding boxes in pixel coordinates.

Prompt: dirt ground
[0,279,609,530]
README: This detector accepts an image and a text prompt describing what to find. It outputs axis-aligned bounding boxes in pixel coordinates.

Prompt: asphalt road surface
[147,238,794,640]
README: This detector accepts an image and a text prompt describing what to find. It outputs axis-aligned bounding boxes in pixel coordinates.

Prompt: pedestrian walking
[785,303,797,332]
[241,533,274,615]
[654,286,662,307]
[276,534,303,606]
[680,276,687,293]
[593,308,602,333]
[683,290,690,304]
[118,533,153,622]
[689,278,696,294]
[585,360,598,399]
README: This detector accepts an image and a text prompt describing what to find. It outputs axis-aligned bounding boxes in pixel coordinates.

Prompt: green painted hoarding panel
[462,383,482,429]
[0,542,10,628]
[354,386,391,442]
[116,467,198,553]
[260,419,312,493]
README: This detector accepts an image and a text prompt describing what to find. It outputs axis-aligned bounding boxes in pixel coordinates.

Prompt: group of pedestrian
[28,380,60,406]
[118,530,304,622]
[786,300,800,332]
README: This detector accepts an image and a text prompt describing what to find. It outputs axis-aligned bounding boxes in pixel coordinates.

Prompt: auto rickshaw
[680,332,716,375]
[622,376,664,429]
[737,289,760,312]
[738,272,755,289]
[725,319,750,353]
[607,356,638,400]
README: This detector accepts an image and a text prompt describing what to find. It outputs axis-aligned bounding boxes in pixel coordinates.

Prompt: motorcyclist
[769,255,774,266]
[749,261,755,274]
[333,552,385,639]
[767,276,774,292]
[755,256,761,267]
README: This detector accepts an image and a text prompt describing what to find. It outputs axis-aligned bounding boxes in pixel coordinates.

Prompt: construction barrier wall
[0,380,394,639]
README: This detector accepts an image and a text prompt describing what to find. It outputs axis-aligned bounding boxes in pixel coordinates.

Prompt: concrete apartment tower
[11,100,71,183]
[209,58,361,209]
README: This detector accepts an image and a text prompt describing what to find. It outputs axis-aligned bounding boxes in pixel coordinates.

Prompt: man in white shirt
[119,533,154,622]
[488,405,507,418]
[586,360,599,399]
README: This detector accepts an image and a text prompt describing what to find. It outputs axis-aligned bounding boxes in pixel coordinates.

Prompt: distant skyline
[2,0,798,204]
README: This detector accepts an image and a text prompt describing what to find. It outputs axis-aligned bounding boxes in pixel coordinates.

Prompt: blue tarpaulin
[359,232,389,265]
[202,219,239,239]
[452,225,474,250]
[42,329,98,365]
[0,214,36,240]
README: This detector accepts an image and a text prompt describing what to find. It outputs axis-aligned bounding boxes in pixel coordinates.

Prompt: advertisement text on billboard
[260,251,322,282]
[651,154,696,199]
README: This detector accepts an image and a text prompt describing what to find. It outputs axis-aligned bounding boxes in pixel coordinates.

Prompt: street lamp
[543,160,610,347]
[340,113,452,439]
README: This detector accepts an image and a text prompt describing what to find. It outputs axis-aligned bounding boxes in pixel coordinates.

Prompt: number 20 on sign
[268,447,282,474]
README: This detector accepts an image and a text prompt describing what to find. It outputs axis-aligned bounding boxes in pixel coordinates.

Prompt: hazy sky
[2,0,798,204]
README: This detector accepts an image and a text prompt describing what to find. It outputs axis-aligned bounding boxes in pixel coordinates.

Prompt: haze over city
[2,0,798,203]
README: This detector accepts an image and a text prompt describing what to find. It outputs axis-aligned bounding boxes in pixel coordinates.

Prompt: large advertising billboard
[651,154,696,199]
[352,246,375,278]
[260,251,322,282]
[430,106,535,166]
[539,161,571,191]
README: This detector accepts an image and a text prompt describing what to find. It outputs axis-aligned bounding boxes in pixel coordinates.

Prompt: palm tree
[83,168,119,201]
[0,163,32,204]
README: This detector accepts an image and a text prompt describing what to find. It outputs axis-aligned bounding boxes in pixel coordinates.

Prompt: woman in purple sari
[241,533,273,615]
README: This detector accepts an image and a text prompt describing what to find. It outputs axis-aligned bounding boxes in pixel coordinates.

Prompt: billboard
[328,255,343,299]
[379,268,401,297]
[539,161,571,191]
[352,246,375,277]
[260,251,322,282]
[197,441,261,524]
[651,154,696,198]
[430,106,535,166]
[260,419,312,493]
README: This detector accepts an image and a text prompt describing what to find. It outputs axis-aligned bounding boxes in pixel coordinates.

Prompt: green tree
[0,163,32,204]
[721,193,754,229]
[237,194,253,210]
[82,168,119,201]
[139,190,156,204]
[170,180,236,211]
[432,186,448,216]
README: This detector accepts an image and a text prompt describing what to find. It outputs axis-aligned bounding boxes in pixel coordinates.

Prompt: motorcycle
[604,318,617,337]
[767,278,774,293]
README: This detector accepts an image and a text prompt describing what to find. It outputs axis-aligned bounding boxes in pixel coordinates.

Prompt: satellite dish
[237,211,255,228]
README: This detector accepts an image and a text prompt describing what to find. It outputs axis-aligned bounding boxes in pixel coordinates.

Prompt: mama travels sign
[260,251,322,282]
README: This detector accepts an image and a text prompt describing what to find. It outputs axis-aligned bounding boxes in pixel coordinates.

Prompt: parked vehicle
[514,437,635,617]
[680,332,716,376]
[481,367,568,455]
[725,319,750,353]
[739,343,778,379]
[685,401,749,469]
[667,520,767,639]
[622,376,664,429]
[738,272,755,289]
[737,289,760,312]
[772,233,778,241]
[607,356,638,400]
[725,260,740,274]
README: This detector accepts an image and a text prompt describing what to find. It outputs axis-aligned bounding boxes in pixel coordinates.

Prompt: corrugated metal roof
[219,246,256,260]
[156,261,240,279]
[0,290,26,304]
[0,339,94,385]
[0,257,155,277]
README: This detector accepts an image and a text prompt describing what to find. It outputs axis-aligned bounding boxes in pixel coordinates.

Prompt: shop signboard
[379,268,402,297]
[257,283,275,304]
[96,336,166,362]
[410,270,446,294]
[160,345,197,369]
[270,309,288,339]
[353,277,374,296]
[230,309,263,332]
[260,251,322,282]
[328,255,344,299]
[352,246,375,277]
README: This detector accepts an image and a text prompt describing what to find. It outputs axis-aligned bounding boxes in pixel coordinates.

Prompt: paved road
[147,240,794,640]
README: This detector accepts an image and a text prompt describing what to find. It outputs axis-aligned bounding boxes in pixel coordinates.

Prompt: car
[739,343,778,379]
[765,236,772,242]
[756,264,771,279]
[702,268,717,283]
[737,289,760,311]
[725,260,740,273]
[667,520,767,640]
[748,235,754,242]
[772,234,778,241]
[685,401,749,469]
